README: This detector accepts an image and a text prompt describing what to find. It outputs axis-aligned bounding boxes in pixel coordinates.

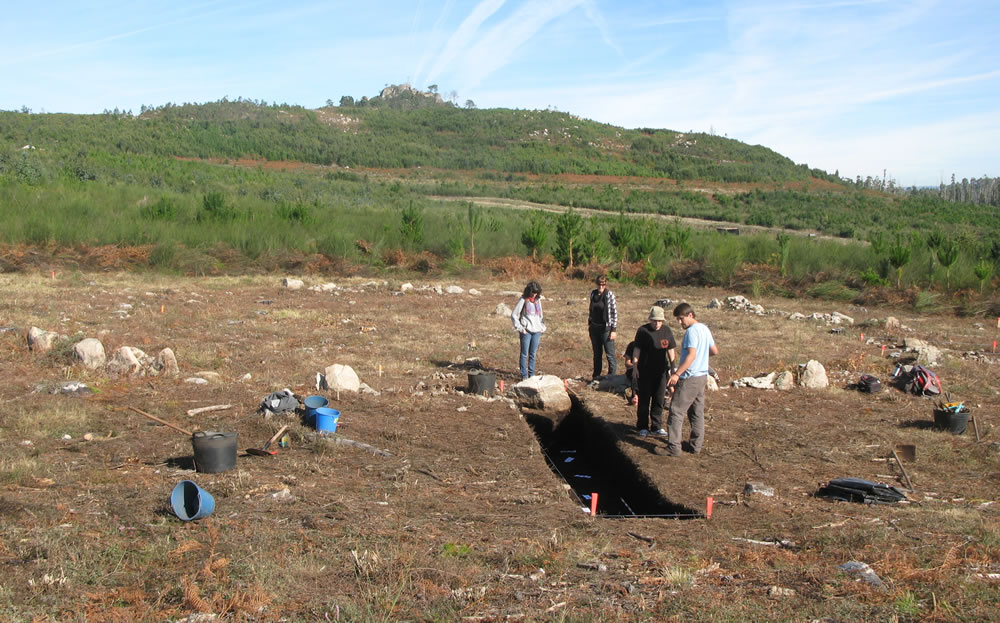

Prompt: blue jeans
[519,332,541,379]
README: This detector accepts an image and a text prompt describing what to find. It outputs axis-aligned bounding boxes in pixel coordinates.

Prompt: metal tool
[247,425,289,457]
[891,449,914,492]
[128,406,193,437]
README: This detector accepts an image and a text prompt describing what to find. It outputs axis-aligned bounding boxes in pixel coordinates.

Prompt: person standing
[631,306,676,437]
[511,281,545,380]
[666,302,719,456]
[587,275,618,380]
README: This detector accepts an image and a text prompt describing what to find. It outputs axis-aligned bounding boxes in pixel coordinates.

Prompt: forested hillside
[1,92,997,306]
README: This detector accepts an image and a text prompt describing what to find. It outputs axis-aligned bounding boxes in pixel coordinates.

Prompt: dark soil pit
[524,402,697,518]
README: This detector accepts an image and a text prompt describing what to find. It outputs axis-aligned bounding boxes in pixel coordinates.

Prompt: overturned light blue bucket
[314,407,340,433]
[304,395,329,425]
[170,480,215,521]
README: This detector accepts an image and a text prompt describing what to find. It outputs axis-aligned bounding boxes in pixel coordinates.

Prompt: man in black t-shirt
[631,306,676,437]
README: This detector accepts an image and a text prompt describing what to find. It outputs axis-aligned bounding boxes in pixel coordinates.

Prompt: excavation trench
[524,399,698,519]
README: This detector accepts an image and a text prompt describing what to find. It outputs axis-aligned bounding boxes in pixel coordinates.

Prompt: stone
[708,298,722,309]
[309,282,337,292]
[904,337,928,351]
[788,312,806,321]
[184,377,209,385]
[510,375,572,412]
[775,371,795,391]
[768,586,796,597]
[156,348,179,376]
[744,482,775,497]
[400,282,414,292]
[282,277,304,289]
[106,346,144,376]
[915,344,942,366]
[799,360,829,389]
[705,375,719,391]
[838,561,885,589]
[324,363,361,393]
[494,303,513,316]
[28,327,61,352]
[73,338,106,369]
[468,288,482,296]
[886,316,900,331]
[195,371,222,383]
[732,372,776,389]
[831,312,854,325]
[445,285,464,294]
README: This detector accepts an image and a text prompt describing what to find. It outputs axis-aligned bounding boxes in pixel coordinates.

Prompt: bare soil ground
[1,272,998,622]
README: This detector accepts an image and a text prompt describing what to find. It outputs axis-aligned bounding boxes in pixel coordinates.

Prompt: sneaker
[638,429,649,438]
[653,428,669,437]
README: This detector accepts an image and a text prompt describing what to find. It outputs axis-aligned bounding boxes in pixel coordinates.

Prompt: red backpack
[905,365,942,396]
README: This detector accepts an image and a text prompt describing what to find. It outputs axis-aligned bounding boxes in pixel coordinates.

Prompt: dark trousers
[636,369,667,431]
[588,325,616,378]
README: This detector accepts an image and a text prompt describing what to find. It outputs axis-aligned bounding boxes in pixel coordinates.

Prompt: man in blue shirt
[665,303,719,456]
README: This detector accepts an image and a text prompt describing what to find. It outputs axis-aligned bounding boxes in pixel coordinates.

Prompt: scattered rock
[915,344,942,366]
[799,360,829,389]
[468,288,482,296]
[324,363,361,393]
[494,303,513,316]
[184,377,209,385]
[309,282,337,292]
[28,327,62,353]
[359,382,380,396]
[831,311,854,325]
[838,561,885,589]
[732,372,776,389]
[106,346,153,377]
[157,348,179,376]
[194,371,222,383]
[510,375,571,412]
[83,433,94,441]
[768,586,796,597]
[445,285,464,294]
[54,381,93,397]
[705,375,719,391]
[744,482,775,497]
[726,295,765,314]
[400,282,414,292]
[788,312,806,321]
[886,316,900,331]
[708,298,722,309]
[73,338,106,369]
[775,371,795,391]
[282,277,304,289]
[239,373,252,382]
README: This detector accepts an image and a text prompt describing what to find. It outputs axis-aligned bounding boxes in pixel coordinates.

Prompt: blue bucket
[304,395,329,424]
[314,407,340,433]
[170,480,215,521]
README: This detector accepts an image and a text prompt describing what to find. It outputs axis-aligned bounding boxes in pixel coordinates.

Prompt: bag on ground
[816,477,906,504]
[858,374,882,393]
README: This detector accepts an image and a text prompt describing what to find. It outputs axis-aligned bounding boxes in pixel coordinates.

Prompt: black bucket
[933,408,970,435]
[191,431,238,473]
[468,370,496,396]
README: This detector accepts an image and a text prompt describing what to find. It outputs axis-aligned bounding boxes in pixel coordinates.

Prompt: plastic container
[191,431,237,473]
[170,480,215,521]
[304,395,329,425]
[314,407,340,433]
[933,408,970,435]
[468,370,496,395]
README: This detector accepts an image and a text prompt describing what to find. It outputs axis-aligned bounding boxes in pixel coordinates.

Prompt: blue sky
[3,0,998,186]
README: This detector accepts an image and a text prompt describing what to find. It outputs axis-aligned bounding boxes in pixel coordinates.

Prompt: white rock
[886,316,900,330]
[184,377,209,385]
[799,360,829,389]
[744,482,775,497]
[831,312,854,325]
[708,299,722,309]
[494,303,513,316]
[732,372,776,389]
[706,376,719,391]
[788,312,806,321]
[240,373,252,382]
[83,433,94,441]
[282,277,304,290]
[195,371,222,383]
[73,338,106,369]
[310,282,337,292]
[468,288,482,296]
[28,327,61,352]
[400,282,414,292]
[457,406,468,412]
[510,375,571,412]
[775,371,795,391]
[445,285,465,294]
[156,348,179,376]
[106,346,148,377]
[324,364,361,393]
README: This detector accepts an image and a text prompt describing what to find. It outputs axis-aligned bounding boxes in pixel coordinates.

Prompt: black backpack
[858,374,882,393]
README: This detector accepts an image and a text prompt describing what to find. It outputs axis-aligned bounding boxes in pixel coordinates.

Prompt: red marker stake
[590,492,599,516]
[499,379,505,392]
[994,340,997,354]
[881,345,886,357]
[706,496,714,520]
[860,333,865,342]
[564,378,569,391]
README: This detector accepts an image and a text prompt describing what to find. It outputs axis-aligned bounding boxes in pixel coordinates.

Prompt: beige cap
[648,306,665,321]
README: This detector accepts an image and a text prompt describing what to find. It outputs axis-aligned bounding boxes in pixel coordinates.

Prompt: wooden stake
[892,449,914,492]
[972,414,982,442]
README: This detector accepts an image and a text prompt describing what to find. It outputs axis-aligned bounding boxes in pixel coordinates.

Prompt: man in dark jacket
[631,306,676,437]
[588,275,618,380]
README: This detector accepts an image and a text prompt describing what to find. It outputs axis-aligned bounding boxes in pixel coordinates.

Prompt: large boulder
[510,375,571,412]
[282,277,304,290]
[775,371,795,391]
[28,327,62,353]
[73,338,107,370]
[324,364,361,393]
[799,360,829,389]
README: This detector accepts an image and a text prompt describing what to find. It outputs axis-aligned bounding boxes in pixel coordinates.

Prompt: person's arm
[668,348,696,387]
[709,343,719,356]
[511,299,525,333]
[607,291,618,340]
